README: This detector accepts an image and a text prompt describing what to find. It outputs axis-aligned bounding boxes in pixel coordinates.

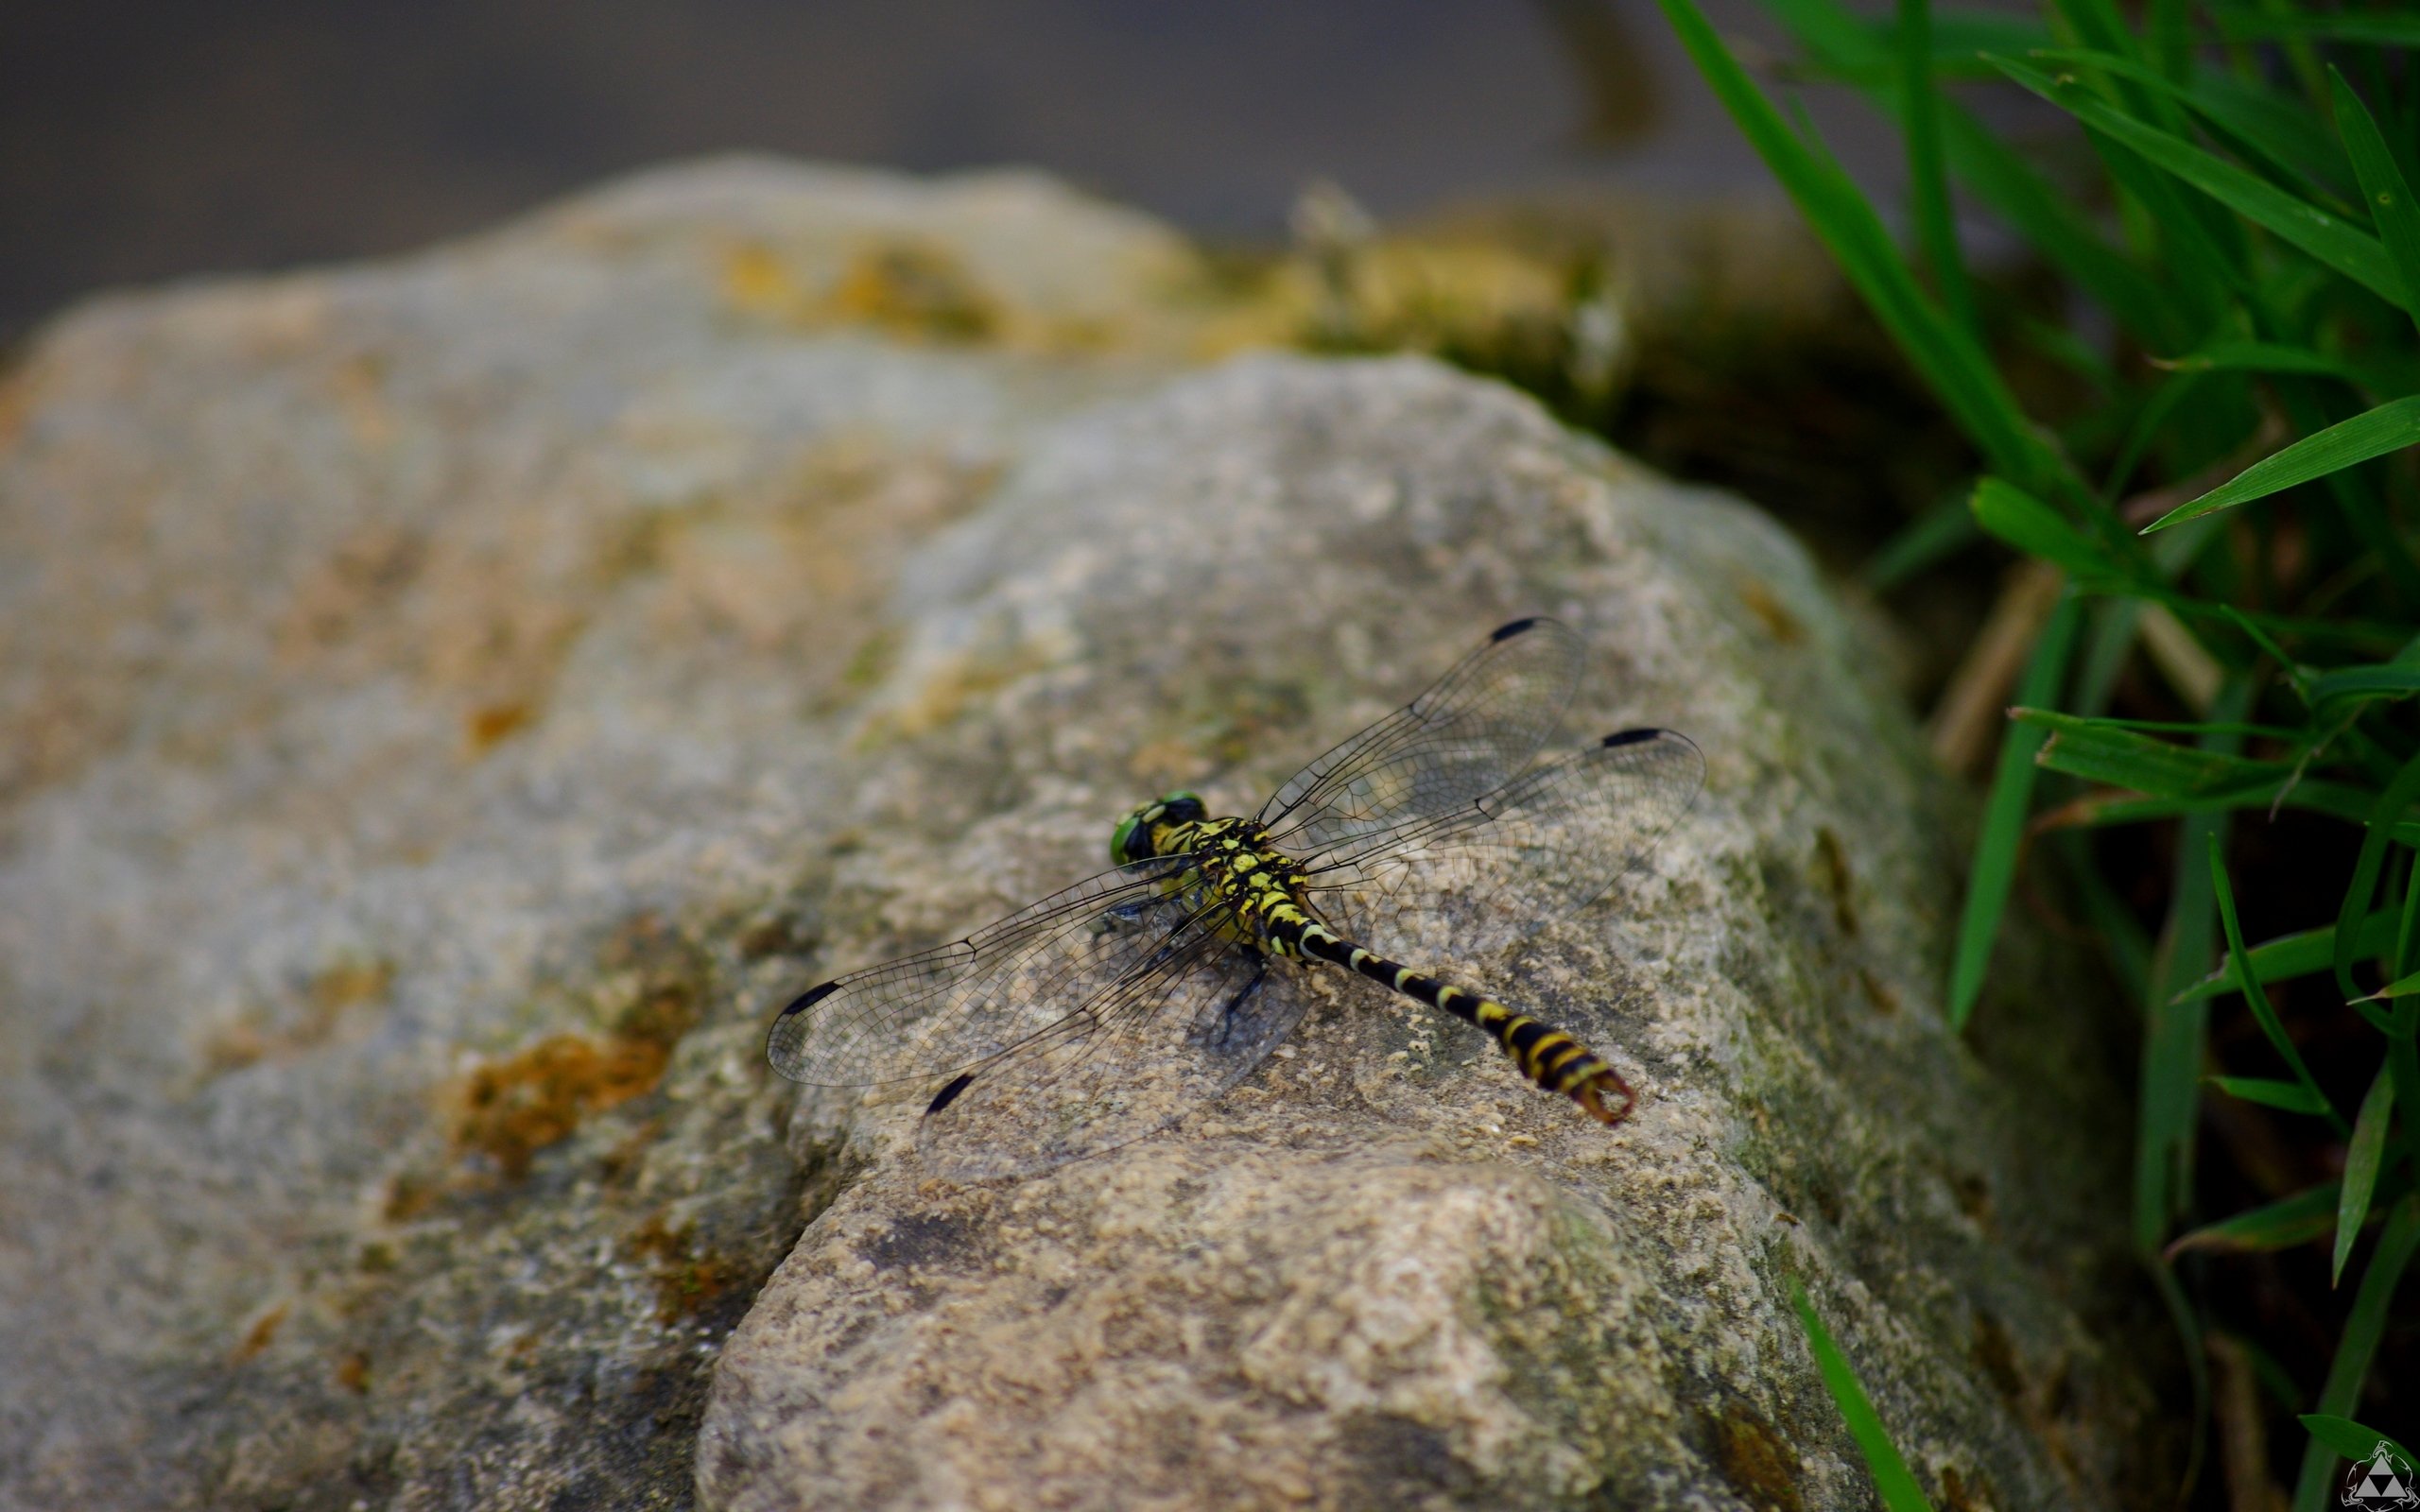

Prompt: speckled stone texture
[693,357,2160,1512]
[0,158,2160,1512]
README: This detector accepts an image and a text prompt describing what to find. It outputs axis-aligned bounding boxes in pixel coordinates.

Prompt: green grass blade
[2043,0,2175,127]
[2144,396,2420,532]
[2148,1261,2212,1493]
[1941,107,2180,346]
[2137,688,2250,1260]
[2019,710,2296,798]
[1652,0,2066,497]
[2146,0,2186,81]
[2353,968,2420,1002]
[2025,47,2354,208]
[2292,1197,2420,1511]
[2061,829,2151,1000]
[1790,1281,1937,1511]
[2021,311,2121,392]
[2086,125,2247,324]
[2143,927,2211,1249]
[2158,340,2415,397]
[2243,0,2328,110]
[1969,479,2125,580]
[2168,1181,2340,1257]
[2393,1041,2420,1203]
[2036,782,2420,844]
[2396,856,2420,982]
[1990,54,2406,305]
[2038,716,2302,738]
[2137,686,2250,1494]
[2329,68,2420,336]
[1864,492,1981,590]
[1787,93,2059,496]
[2301,1416,2415,1475]
[1753,0,2175,343]
[2174,910,2404,1004]
[2266,376,2420,608]
[2311,659,2420,706]
[2336,1069,2395,1284]
[1897,0,1977,335]
[2353,1002,2405,1039]
[1949,592,2082,1028]
[2154,595,2413,658]
[2334,750,2420,1004]
[2214,9,2420,47]
[2193,65,2359,198]
[2206,1074,2331,1115]
[2101,369,2206,502]
[2211,833,2348,1133]
[2390,865,2420,1179]
[1927,9,2051,60]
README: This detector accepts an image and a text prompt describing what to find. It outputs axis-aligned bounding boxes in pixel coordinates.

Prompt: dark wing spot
[1491,616,1542,642]
[926,1073,975,1115]
[779,980,841,1018]
[1602,727,1666,747]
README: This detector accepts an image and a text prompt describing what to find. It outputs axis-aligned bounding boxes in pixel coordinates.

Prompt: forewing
[768,855,1211,1088]
[914,925,1306,1180]
[1303,729,1704,962]
[1257,617,1584,855]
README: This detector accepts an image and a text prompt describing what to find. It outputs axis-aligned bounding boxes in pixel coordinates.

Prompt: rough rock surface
[0,157,2157,1511]
[694,369,2158,1512]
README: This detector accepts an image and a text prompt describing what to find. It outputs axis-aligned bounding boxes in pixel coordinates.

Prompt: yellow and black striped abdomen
[1279,919,1634,1124]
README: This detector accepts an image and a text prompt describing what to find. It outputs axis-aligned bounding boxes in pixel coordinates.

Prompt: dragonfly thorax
[1114,802,1324,955]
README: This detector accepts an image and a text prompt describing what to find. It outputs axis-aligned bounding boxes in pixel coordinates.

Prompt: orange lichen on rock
[463,700,532,755]
[230,1304,289,1365]
[1735,577,1806,645]
[454,1034,671,1179]
[720,240,804,320]
[822,240,999,343]
[628,1216,735,1325]
[1710,1403,1804,1512]
[450,917,705,1178]
[204,956,396,1074]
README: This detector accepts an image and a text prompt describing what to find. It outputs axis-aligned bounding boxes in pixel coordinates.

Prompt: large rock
[693,367,2159,1511]
[0,156,1208,1512]
[0,158,2158,1511]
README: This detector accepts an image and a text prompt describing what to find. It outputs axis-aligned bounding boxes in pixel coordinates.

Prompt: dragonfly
[768,616,1703,1180]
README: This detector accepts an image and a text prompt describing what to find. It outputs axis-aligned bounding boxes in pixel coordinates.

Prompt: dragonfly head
[1111,790,1206,865]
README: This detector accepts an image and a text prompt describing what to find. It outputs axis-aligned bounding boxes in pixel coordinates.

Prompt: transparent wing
[914,929,1308,1180]
[769,859,1307,1180]
[1256,616,1584,856]
[769,855,1219,1088]
[1301,729,1704,963]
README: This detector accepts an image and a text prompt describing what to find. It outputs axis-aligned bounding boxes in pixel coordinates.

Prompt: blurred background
[9,6,2415,1506]
[0,0,1982,344]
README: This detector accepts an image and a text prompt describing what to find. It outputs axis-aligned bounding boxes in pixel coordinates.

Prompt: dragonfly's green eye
[1113,791,1205,864]
[1159,790,1205,825]
[1110,804,1158,866]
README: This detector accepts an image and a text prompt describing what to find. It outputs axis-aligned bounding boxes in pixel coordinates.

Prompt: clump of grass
[1644,0,2419,1505]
